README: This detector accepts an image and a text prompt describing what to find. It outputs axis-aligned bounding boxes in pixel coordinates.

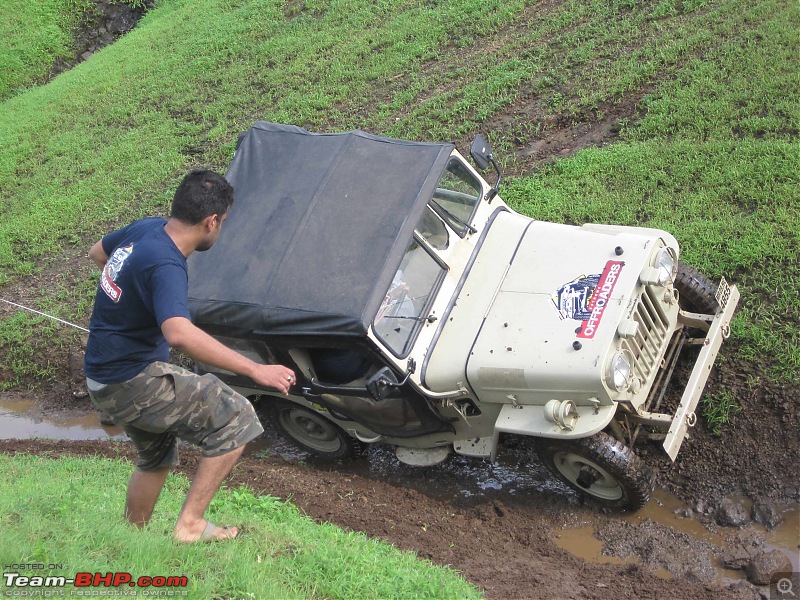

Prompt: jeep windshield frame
[372,233,448,358]
[430,157,483,237]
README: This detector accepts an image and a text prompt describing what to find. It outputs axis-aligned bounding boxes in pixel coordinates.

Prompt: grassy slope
[0,454,481,598]
[0,0,797,381]
[0,0,91,101]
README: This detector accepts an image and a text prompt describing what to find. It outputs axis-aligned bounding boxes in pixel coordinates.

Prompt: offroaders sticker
[551,260,625,339]
[100,244,133,303]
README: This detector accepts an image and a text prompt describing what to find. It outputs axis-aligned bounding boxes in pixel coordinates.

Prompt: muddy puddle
[0,396,124,441]
[551,488,799,584]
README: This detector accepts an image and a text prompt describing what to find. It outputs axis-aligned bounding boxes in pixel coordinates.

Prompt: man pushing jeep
[84,169,295,542]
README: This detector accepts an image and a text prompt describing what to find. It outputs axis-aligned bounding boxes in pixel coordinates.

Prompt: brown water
[0,396,124,440]
[628,492,799,572]
[552,487,799,584]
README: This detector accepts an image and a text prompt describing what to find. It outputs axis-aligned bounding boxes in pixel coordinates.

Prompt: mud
[1,399,797,600]
[52,0,155,77]
[0,393,123,440]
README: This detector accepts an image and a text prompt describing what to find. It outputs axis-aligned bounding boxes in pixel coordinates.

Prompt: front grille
[622,286,670,384]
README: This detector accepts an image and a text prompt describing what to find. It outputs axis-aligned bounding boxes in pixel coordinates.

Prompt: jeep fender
[580,223,680,254]
[494,401,617,444]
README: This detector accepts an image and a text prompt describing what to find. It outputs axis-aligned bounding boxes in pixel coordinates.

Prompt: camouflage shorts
[86,362,264,471]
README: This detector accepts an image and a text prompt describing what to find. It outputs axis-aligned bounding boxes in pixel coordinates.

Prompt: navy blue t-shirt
[84,217,191,383]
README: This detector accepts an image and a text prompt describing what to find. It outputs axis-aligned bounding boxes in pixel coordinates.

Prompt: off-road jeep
[188,121,739,510]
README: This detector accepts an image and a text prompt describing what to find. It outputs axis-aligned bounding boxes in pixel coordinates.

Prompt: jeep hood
[464,220,656,405]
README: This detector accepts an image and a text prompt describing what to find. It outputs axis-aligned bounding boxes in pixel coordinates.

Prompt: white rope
[0,298,90,332]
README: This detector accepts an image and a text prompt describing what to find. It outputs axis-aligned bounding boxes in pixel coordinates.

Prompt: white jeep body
[361,149,738,462]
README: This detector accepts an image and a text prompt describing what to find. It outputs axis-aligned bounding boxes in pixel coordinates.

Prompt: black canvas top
[188,121,454,337]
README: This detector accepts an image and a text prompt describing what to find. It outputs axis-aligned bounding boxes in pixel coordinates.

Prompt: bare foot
[175,520,239,543]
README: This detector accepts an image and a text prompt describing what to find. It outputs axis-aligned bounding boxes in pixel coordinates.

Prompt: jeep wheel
[675,261,720,314]
[263,399,364,459]
[535,432,654,510]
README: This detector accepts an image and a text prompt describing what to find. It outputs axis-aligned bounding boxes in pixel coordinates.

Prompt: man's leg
[173,445,245,542]
[125,466,171,528]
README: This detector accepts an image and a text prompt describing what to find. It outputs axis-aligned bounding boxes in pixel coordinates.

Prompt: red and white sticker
[577,260,624,339]
[551,260,625,339]
[100,244,133,303]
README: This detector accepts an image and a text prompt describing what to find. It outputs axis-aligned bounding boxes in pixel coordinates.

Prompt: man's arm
[88,240,109,269]
[161,317,294,394]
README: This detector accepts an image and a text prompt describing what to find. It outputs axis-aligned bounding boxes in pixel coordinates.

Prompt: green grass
[0,313,60,389]
[0,0,526,284]
[0,453,482,599]
[701,389,743,436]
[0,0,93,101]
[0,0,798,385]
[371,0,728,142]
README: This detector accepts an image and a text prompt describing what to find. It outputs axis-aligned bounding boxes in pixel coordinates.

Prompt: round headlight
[653,247,677,285]
[606,350,635,392]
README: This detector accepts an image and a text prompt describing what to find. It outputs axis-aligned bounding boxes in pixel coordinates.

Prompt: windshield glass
[431,158,482,236]
[416,207,449,250]
[373,237,446,357]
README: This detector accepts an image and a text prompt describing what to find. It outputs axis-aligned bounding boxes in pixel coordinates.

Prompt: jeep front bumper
[632,280,741,460]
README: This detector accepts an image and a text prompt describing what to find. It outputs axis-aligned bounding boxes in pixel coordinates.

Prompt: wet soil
[52,0,156,77]
[0,433,788,600]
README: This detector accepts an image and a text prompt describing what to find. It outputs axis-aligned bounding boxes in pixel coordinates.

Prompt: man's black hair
[170,170,234,225]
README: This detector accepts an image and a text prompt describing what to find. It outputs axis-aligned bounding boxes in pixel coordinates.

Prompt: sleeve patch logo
[100,244,133,303]
[551,260,625,339]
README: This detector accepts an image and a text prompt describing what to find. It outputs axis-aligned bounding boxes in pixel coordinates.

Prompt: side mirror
[470,134,492,170]
[469,133,503,202]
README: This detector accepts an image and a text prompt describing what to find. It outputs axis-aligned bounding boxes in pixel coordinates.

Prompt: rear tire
[260,398,365,459]
[675,261,720,314]
[535,431,654,510]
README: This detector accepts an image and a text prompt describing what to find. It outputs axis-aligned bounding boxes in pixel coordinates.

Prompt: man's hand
[161,317,295,394]
[250,364,296,395]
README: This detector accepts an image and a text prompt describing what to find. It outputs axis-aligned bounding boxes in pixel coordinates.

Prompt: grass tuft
[1,0,798,388]
[701,389,742,436]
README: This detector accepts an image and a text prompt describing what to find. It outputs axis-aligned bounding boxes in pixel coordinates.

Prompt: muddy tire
[261,398,365,459]
[675,261,720,314]
[535,431,654,510]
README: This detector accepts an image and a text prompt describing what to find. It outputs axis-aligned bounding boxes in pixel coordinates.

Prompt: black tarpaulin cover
[188,122,453,337]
